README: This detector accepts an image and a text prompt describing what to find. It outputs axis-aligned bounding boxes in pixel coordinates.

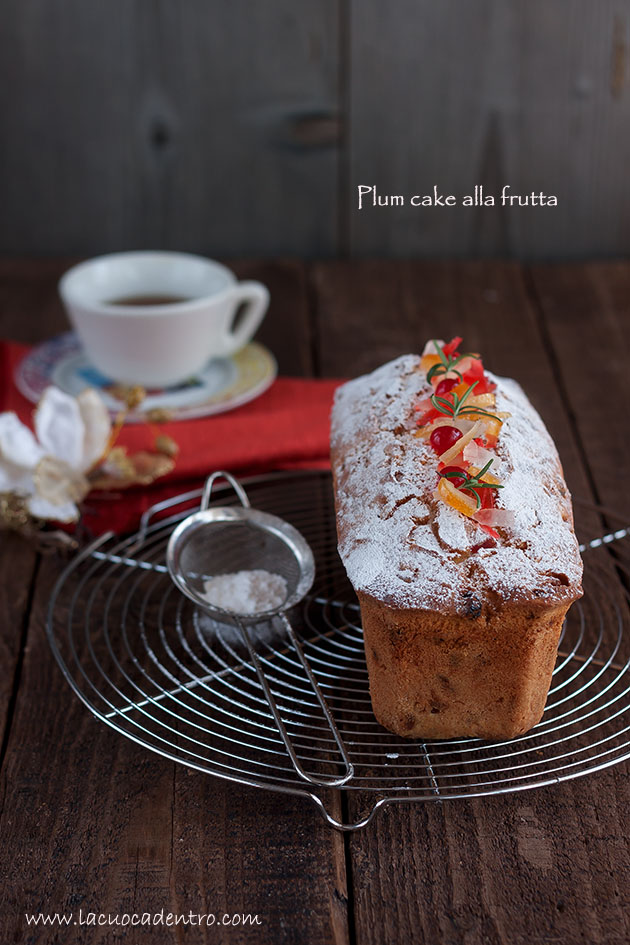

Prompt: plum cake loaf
[330,338,583,740]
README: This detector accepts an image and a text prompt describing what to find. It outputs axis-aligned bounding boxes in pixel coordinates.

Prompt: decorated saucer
[16,333,277,423]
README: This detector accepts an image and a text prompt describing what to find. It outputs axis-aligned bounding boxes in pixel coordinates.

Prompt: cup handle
[223,281,269,355]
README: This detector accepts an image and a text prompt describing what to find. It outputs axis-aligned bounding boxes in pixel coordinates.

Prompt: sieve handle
[238,615,354,788]
[201,471,251,511]
[133,486,204,547]
[132,471,250,548]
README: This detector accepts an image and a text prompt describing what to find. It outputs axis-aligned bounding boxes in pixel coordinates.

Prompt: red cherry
[435,377,458,396]
[430,425,462,455]
[439,465,467,488]
[439,468,498,509]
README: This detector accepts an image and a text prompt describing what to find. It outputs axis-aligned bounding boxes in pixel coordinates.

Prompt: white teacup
[59,251,270,388]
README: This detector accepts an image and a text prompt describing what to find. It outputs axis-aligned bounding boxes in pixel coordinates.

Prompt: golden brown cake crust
[331,354,584,739]
[359,591,569,739]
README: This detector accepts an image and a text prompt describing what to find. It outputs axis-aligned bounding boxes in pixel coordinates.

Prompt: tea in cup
[59,251,270,388]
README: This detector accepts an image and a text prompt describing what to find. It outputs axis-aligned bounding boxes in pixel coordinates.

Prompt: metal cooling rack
[46,471,630,831]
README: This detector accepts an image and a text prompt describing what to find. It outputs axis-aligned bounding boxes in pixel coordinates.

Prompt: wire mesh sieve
[46,470,630,830]
[165,471,353,787]
[166,471,311,618]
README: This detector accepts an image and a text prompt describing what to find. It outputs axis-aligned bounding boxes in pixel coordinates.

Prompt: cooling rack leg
[308,794,390,831]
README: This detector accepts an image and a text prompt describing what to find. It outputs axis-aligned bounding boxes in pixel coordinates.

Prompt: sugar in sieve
[165,471,354,788]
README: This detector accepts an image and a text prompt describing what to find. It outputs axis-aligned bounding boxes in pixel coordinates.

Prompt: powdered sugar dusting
[330,355,583,614]
[202,570,288,615]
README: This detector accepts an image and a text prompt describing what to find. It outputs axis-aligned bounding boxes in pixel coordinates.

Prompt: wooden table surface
[1,258,629,945]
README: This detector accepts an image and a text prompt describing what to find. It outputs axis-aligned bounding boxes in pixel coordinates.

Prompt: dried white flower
[0,386,111,523]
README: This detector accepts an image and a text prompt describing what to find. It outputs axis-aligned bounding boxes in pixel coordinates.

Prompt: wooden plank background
[2,1,630,259]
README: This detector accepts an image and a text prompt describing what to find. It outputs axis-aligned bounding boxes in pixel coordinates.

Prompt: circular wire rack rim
[46,471,630,831]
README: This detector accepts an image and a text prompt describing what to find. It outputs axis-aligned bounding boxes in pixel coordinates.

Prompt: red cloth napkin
[1,341,343,535]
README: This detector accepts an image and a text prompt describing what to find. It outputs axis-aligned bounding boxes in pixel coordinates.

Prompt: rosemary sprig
[441,459,504,509]
[430,381,501,421]
[426,338,473,384]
